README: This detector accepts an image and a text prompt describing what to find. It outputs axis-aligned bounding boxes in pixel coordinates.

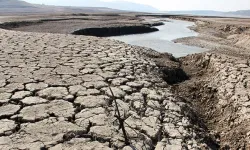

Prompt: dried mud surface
[0,28,218,149]
[1,14,250,149]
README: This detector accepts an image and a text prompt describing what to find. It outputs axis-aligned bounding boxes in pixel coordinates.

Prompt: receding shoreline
[0,15,164,36]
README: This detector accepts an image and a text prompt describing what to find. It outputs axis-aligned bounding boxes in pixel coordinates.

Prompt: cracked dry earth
[0,29,214,150]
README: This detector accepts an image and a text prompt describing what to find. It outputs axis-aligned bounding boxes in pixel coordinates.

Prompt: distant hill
[23,0,158,13]
[95,0,158,12]
[166,10,224,16]
[0,0,122,15]
[226,10,250,17]
[0,0,34,8]
[166,10,250,18]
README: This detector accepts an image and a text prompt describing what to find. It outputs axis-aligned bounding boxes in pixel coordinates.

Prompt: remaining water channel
[109,19,208,57]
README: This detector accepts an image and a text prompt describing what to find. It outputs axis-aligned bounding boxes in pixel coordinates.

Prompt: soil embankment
[0,15,162,36]
[168,15,250,149]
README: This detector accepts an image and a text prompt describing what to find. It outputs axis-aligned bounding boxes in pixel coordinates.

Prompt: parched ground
[171,16,250,149]
[0,29,217,149]
[1,14,250,149]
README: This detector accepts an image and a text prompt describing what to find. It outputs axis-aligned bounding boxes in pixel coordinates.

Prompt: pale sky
[24,0,250,11]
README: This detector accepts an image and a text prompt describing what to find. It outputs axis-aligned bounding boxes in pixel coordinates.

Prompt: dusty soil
[0,13,250,149]
[0,27,217,149]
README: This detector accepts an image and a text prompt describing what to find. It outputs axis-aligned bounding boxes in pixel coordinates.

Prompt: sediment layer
[172,53,250,149]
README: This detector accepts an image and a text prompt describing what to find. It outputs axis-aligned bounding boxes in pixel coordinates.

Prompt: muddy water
[109,19,208,57]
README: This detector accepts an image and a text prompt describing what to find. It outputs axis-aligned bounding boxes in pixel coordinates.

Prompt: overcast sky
[24,0,250,11]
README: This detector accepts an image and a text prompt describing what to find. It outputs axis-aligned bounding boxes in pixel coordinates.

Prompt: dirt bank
[173,16,250,59]
[171,53,250,149]
[0,14,163,35]
[167,15,250,149]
